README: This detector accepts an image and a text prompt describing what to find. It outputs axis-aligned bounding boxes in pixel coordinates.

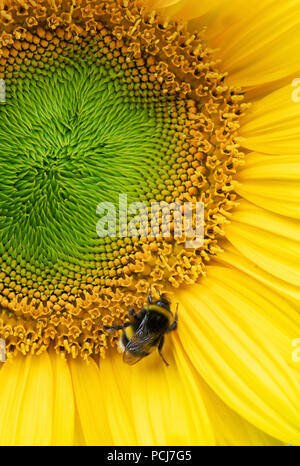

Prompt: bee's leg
[128,308,147,322]
[103,322,131,331]
[128,308,137,318]
[158,336,169,367]
[168,304,178,332]
[135,309,147,322]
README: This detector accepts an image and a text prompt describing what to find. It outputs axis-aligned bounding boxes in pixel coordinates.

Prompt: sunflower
[0,0,299,446]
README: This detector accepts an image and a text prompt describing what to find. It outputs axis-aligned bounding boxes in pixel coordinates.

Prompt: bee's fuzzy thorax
[143,303,173,323]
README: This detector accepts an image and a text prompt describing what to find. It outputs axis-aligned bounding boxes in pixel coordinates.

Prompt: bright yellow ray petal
[197,372,284,446]
[169,336,216,445]
[15,352,54,446]
[183,0,300,88]
[146,0,182,8]
[196,266,300,370]
[228,198,300,241]
[0,355,31,446]
[158,0,222,20]
[209,0,300,87]
[176,268,300,445]
[97,351,138,446]
[73,408,86,446]
[243,75,300,105]
[235,184,300,219]
[50,353,75,446]
[238,84,300,154]
[69,357,113,446]
[125,337,215,445]
[235,153,300,218]
[224,200,300,286]
[237,152,300,179]
[216,240,300,301]
[173,338,283,446]
[186,0,274,40]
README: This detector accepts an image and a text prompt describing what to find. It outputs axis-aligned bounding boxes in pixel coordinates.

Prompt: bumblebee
[103,289,178,366]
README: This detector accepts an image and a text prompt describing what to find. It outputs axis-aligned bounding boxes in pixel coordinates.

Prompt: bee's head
[155,294,171,312]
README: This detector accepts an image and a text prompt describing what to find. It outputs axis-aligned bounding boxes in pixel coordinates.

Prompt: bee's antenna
[148,285,153,304]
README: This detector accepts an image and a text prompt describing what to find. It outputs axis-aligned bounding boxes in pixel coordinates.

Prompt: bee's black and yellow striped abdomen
[120,321,137,352]
[122,324,135,348]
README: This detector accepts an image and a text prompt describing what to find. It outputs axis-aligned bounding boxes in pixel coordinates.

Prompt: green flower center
[1,57,176,266]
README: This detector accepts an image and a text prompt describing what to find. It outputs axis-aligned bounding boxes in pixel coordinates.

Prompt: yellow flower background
[0,0,299,446]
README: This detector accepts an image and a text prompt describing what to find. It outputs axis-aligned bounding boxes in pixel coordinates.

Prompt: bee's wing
[123,324,160,365]
[123,348,143,365]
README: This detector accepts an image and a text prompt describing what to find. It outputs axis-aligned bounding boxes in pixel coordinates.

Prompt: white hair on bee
[119,336,125,353]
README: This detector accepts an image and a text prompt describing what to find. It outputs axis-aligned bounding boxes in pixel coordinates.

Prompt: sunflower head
[0,0,247,360]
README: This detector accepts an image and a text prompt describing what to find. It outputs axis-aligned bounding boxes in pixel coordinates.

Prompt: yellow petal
[224,200,300,286]
[159,0,222,20]
[198,372,283,446]
[183,0,300,88]
[176,268,300,444]
[235,152,300,219]
[170,336,216,445]
[117,338,215,445]
[209,0,300,87]
[238,84,300,154]
[50,353,75,446]
[15,352,54,446]
[69,357,113,446]
[237,180,300,219]
[186,0,274,40]
[144,0,182,9]
[216,240,300,301]
[73,409,86,446]
[0,355,31,446]
[237,152,300,180]
[97,351,138,446]
[172,337,282,445]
